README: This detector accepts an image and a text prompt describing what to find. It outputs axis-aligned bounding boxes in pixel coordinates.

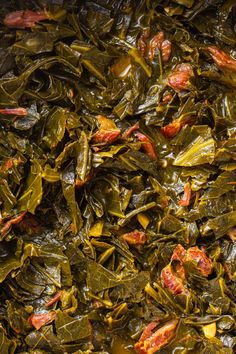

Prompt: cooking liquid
[111,336,136,354]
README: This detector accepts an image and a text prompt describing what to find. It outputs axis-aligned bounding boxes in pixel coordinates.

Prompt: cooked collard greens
[0,0,235,353]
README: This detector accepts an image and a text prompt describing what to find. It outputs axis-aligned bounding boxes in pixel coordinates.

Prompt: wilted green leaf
[18,160,42,214]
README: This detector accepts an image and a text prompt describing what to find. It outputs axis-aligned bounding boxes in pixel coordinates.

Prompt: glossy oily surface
[0,1,235,353]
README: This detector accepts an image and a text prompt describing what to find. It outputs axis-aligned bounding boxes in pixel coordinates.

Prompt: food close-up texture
[0,0,235,353]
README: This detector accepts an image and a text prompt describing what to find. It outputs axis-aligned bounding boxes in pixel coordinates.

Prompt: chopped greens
[0,0,235,353]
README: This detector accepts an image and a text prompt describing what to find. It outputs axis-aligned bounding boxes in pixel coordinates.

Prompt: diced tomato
[161,264,187,295]
[135,319,178,354]
[92,115,120,145]
[167,63,194,91]
[122,230,147,245]
[138,30,172,64]
[136,322,159,344]
[92,129,120,144]
[135,132,157,160]
[0,108,27,116]
[161,40,172,63]
[178,182,191,207]
[161,121,182,138]
[161,116,194,138]
[148,31,164,60]
[28,311,56,330]
[207,46,236,72]
[4,10,47,28]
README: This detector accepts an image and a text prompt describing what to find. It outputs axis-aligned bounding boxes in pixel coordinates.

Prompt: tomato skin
[161,121,182,138]
[168,63,194,91]
[123,122,140,139]
[178,182,192,207]
[122,230,146,245]
[161,40,172,63]
[135,132,157,160]
[207,46,236,72]
[0,212,27,237]
[161,264,187,295]
[4,10,47,29]
[0,108,27,116]
[148,32,165,60]
[28,311,56,330]
[93,129,120,144]
[93,115,120,145]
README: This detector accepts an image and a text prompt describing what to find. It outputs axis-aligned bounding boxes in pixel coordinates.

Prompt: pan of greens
[0,0,235,353]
